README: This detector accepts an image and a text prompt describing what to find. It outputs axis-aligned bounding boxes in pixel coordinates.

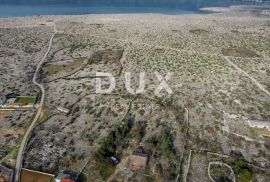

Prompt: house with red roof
[55,172,76,182]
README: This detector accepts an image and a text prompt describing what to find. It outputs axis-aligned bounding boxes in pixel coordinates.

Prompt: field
[43,57,87,81]
[15,96,36,104]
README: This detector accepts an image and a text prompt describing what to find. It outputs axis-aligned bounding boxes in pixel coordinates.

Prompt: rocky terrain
[0,5,270,182]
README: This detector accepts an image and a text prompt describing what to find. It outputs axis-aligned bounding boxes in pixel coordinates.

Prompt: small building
[0,93,36,109]
[0,93,18,105]
[55,172,75,182]
[247,119,270,131]
[0,95,7,105]
[57,107,70,114]
[7,98,16,105]
[127,147,149,171]
[5,93,19,99]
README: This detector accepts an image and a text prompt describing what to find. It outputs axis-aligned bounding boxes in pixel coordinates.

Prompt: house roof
[5,93,19,99]
[247,120,270,130]
[61,179,75,182]
[128,155,148,170]
[132,147,148,157]
[55,173,71,180]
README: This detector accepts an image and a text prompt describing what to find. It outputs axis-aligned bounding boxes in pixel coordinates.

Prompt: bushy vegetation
[94,118,133,180]
[210,164,233,182]
[146,127,178,180]
[232,159,253,182]
[160,129,175,158]
[146,128,175,158]
[131,121,146,143]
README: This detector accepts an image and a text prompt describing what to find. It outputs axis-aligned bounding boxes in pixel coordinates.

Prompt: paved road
[14,23,57,182]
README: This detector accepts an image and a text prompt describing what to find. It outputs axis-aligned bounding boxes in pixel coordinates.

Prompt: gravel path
[14,22,58,182]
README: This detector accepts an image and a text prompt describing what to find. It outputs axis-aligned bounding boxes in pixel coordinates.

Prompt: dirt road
[14,23,57,182]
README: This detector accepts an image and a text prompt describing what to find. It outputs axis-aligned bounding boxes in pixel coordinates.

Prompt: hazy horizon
[0,0,267,18]
[0,0,260,7]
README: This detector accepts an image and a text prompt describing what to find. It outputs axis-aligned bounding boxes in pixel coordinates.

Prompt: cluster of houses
[0,146,150,182]
[0,93,36,109]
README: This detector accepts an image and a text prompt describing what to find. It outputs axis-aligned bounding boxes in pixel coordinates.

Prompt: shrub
[238,169,252,182]
[131,121,146,142]
[94,118,133,180]
[161,129,175,158]
[232,159,253,182]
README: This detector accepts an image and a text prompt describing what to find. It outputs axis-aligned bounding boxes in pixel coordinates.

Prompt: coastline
[0,4,267,19]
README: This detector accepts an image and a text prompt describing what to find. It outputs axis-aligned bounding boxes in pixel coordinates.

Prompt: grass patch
[15,96,36,104]
[222,47,258,58]
[92,159,115,180]
[0,144,13,154]
[189,29,209,35]
[90,49,123,64]
[232,159,253,182]
[238,169,252,182]
[0,144,19,165]
[43,57,86,76]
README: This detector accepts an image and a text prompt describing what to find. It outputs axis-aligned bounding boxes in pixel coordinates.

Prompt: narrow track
[14,23,57,182]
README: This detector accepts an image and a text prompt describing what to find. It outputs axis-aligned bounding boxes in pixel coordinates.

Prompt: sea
[0,0,269,18]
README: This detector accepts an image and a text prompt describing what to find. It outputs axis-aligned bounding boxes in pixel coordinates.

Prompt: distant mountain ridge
[0,0,261,7]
